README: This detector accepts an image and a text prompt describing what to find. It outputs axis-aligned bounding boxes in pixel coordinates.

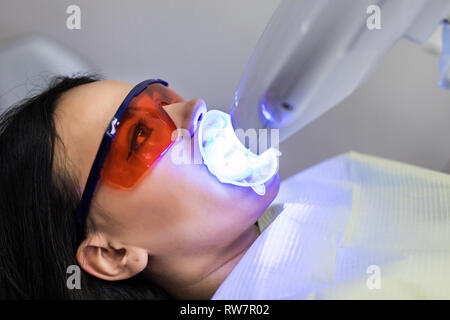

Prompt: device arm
[230,0,450,152]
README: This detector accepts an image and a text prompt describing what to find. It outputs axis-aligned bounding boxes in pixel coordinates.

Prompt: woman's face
[55,80,280,286]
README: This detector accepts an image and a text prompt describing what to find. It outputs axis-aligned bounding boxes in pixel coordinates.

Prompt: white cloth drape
[213,152,450,299]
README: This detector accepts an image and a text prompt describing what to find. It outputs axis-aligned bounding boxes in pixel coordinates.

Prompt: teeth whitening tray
[198,110,280,195]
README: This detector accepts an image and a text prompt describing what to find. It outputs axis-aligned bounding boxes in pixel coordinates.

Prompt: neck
[148,223,261,300]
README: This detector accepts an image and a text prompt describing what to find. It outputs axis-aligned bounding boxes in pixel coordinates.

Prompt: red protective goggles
[75,79,183,238]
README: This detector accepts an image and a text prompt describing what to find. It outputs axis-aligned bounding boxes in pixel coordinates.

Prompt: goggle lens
[102,83,183,189]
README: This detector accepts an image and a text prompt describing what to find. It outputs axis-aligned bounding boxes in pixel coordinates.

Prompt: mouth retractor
[198,110,280,195]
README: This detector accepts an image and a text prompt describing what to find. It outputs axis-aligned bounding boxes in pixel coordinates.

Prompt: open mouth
[197,110,280,195]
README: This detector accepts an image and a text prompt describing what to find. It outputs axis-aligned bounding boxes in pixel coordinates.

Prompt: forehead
[54,80,134,186]
[57,80,134,119]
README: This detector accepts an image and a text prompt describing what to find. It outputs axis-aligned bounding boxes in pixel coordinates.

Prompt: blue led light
[260,100,274,122]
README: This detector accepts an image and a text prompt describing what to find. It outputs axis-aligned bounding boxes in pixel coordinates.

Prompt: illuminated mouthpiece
[198,110,279,195]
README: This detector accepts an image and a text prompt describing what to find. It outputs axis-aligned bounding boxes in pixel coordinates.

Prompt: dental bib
[198,110,279,195]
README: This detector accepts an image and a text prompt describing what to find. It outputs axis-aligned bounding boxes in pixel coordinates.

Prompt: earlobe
[76,232,149,281]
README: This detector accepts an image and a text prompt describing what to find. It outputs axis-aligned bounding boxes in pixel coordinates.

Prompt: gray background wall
[1,0,450,180]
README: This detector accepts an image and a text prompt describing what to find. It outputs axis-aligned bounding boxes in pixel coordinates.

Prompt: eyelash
[127,121,152,160]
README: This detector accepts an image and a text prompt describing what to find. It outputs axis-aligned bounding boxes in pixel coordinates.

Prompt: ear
[76,232,148,281]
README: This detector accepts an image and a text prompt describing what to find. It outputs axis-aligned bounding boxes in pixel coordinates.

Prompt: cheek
[95,138,280,250]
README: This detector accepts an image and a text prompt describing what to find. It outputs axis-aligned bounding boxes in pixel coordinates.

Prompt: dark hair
[0,75,169,299]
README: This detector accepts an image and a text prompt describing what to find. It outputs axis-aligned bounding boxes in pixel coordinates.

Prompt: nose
[165,98,207,136]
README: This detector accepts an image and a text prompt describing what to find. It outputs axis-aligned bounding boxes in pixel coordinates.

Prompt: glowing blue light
[198,110,279,195]
[260,100,274,122]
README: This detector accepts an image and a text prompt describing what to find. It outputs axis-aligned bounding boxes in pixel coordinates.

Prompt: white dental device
[230,0,450,151]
